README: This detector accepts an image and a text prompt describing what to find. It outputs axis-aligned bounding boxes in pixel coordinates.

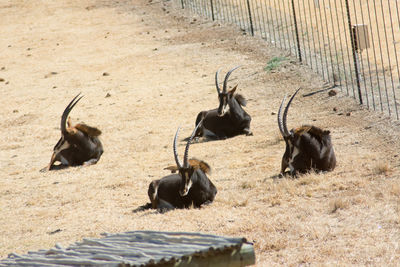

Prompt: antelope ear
[75,123,102,136]
[66,117,78,134]
[189,158,211,174]
[229,84,238,95]
[67,117,73,128]
[164,165,178,173]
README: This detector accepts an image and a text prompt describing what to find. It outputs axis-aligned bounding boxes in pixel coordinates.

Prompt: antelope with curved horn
[194,66,252,139]
[147,121,217,210]
[278,88,336,176]
[41,93,103,171]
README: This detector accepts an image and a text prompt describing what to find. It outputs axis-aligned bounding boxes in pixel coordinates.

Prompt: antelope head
[216,66,240,117]
[173,121,205,196]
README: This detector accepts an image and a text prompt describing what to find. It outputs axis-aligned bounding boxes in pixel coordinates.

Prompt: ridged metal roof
[1,231,253,266]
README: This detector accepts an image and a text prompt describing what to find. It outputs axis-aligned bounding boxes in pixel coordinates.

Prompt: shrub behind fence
[174,0,400,120]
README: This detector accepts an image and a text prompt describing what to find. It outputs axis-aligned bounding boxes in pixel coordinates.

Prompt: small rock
[53,86,57,89]
[105,93,111,98]
[346,112,351,116]
[328,89,337,96]
[13,109,18,113]
[5,81,9,84]
[271,112,276,115]
[47,229,62,235]
[0,78,4,82]
[333,107,337,112]
[102,72,110,76]
[153,48,158,51]
[1,67,5,71]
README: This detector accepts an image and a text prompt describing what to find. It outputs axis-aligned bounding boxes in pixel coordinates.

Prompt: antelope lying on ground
[147,121,217,210]
[41,93,103,171]
[278,88,336,176]
[194,66,252,139]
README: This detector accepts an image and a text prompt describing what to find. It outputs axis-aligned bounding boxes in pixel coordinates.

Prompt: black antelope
[278,88,336,176]
[147,121,217,210]
[41,93,103,171]
[194,66,252,139]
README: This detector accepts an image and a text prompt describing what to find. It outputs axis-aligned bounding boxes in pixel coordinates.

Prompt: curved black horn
[215,69,222,95]
[183,119,203,168]
[173,127,183,169]
[282,87,301,136]
[277,94,288,137]
[61,93,83,134]
[222,65,241,93]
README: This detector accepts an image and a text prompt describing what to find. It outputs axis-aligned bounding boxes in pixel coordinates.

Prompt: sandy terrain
[0,0,399,265]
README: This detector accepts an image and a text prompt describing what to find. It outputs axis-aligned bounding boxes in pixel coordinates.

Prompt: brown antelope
[278,88,336,176]
[41,93,103,171]
[147,121,217,210]
[194,66,252,139]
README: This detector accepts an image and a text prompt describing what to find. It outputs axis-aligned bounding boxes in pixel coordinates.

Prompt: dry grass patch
[372,162,392,176]
[329,198,349,213]
[390,182,400,197]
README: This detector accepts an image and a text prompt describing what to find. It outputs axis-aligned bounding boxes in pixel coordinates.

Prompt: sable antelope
[278,88,336,176]
[194,66,252,139]
[147,122,217,210]
[41,93,103,171]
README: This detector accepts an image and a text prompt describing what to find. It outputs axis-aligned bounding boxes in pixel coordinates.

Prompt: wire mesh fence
[174,0,400,119]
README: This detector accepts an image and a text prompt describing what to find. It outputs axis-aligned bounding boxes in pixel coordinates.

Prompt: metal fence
[174,0,400,119]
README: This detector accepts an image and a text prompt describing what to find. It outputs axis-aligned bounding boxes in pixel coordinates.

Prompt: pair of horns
[215,66,240,95]
[173,119,203,169]
[61,93,83,134]
[278,88,301,138]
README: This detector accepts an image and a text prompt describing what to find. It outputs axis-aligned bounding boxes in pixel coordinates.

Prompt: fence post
[345,0,363,104]
[246,0,254,36]
[180,0,184,9]
[291,0,302,62]
[210,0,215,21]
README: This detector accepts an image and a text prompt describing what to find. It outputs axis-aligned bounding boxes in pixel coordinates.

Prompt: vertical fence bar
[380,0,398,118]
[351,0,370,108]
[357,0,376,109]
[302,0,313,69]
[291,0,302,62]
[345,0,363,104]
[246,0,254,36]
[366,0,383,111]
[333,0,349,91]
[282,1,293,55]
[373,0,390,113]
[307,0,319,73]
[180,0,184,9]
[295,0,305,63]
[391,0,400,118]
[318,2,331,82]
[210,0,215,20]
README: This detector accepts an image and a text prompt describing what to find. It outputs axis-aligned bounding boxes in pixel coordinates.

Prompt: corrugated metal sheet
[0,231,251,266]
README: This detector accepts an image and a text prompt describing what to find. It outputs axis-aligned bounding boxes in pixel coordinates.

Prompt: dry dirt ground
[0,0,399,265]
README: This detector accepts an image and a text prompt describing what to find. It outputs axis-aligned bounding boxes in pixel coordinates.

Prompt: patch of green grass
[264,56,287,72]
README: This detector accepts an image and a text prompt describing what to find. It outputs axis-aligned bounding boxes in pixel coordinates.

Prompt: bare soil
[0,0,399,265]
